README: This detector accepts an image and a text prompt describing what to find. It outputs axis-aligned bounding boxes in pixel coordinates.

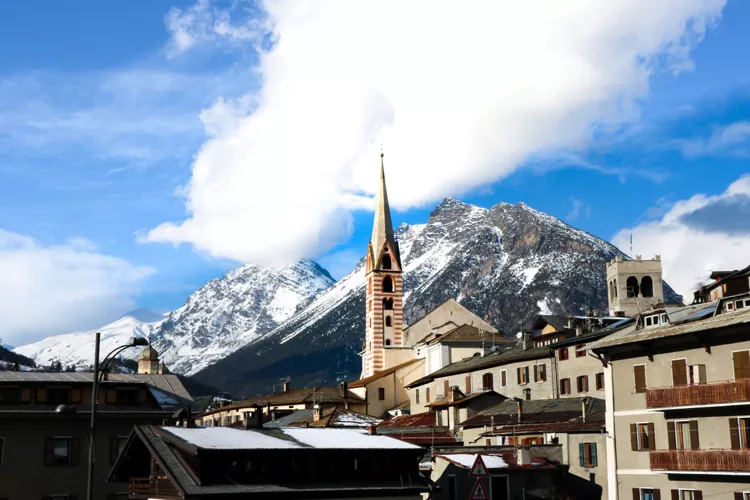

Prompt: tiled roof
[406,346,550,388]
[201,387,364,416]
[349,359,420,388]
[425,390,503,408]
[378,412,436,428]
[426,325,511,345]
[264,407,380,429]
[588,306,750,351]
[460,397,605,428]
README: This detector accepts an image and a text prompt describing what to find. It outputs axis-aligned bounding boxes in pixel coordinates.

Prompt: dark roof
[349,359,420,388]
[435,452,559,470]
[406,346,550,388]
[378,412,436,428]
[201,387,364,417]
[425,390,504,408]
[460,397,605,429]
[387,432,459,446]
[427,325,511,345]
[263,407,380,429]
[375,412,460,446]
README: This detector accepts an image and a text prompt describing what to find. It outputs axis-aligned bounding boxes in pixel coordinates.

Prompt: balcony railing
[650,449,750,472]
[646,379,750,408]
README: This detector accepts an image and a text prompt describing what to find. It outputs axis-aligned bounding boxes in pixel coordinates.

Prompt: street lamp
[87,332,149,500]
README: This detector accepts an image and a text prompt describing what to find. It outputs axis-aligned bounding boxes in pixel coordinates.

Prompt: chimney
[516,399,523,423]
[450,386,461,402]
[283,380,291,393]
[522,332,533,350]
[575,326,583,337]
[101,370,109,381]
[340,381,349,410]
[313,404,321,422]
[567,314,573,329]
[368,424,377,435]
[244,404,264,429]
[581,397,589,423]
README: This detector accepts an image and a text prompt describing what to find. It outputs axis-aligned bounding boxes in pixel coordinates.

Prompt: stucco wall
[556,344,606,399]
[364,359,424,417]
[404,299,497,345]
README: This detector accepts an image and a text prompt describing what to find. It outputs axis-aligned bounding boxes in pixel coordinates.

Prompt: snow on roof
[164,427,303,450]
[437,453,508,469]
[161,426,420,451]
[283,428,420,450]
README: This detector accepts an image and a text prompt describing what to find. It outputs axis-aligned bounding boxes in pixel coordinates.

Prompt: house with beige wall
[590,292,750,500]
[349,358,424,417]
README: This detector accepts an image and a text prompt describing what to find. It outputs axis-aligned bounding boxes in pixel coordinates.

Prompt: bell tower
[606,255,665,317]
[362,153,404,378]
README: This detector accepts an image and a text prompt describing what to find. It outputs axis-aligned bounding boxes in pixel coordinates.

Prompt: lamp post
[87,332,148,500]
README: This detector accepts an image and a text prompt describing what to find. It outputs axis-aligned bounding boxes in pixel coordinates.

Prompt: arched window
[609,281,614,300]
[614,278,618,298]
[626,276,640,298]
[385,316,392,327]
[385,339,391,346]
[382,276,394,293]
[641,276,654,298]
[383,298,393,310]
[381,252,392,270]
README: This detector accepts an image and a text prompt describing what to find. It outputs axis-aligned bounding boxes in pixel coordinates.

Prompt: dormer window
[644,314,663,328]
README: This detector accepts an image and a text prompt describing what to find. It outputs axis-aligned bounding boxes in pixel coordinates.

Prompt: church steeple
[361,153,404,379]
[369,153,401,271]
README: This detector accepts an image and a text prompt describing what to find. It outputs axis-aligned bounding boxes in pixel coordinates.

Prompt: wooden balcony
[646,379,750,409]
[650,449,750,472]
[128,477,181,500]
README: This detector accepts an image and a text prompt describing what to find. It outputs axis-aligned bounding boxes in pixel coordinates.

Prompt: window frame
[558,347,569,361]
[560,378,571,395]
[377,387,385,401]
[634,364,647,393]
[500,369,507,388]
[676,489,700,500]
[534,364,546,383]
[415,389,419,404]
[576,375,589,393]
[575,344,587,358]
[46,436,75,467]
[637,488,658,500]
[595,372,604,391]
[636,422,651,451]
[579,442,597,468]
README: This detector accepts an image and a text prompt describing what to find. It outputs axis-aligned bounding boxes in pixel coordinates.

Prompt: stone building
[137,345,166,374]
[606,255,665,317]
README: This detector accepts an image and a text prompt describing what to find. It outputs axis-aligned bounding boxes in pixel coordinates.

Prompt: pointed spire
[371,152,400,268]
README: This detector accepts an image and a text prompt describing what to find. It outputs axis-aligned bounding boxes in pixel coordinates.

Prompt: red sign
[469,478,489,499]
[469,455,488,477]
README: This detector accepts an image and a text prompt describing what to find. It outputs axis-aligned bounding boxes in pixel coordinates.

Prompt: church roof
[139,345,159,360]
[370,154,401,268]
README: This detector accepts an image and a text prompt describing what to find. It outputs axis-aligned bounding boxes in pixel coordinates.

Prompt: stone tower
[137,345,161,375]
[606,255,665,317]
[362,154,404,378]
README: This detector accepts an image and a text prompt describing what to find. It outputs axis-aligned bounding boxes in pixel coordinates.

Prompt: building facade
[606,255,665,317]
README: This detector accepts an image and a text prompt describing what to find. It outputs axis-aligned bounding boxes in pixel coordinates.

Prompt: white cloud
[148,0,725,266]
[566,197,591,222]
[612,175,750,301]
[0,229,153,346]
[680,121,750,157]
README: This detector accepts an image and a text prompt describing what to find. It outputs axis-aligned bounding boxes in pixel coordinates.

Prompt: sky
[1,0,749,345]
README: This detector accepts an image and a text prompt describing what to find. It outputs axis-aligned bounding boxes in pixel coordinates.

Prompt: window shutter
[36,387,47,403]
[501,371,506,387]
[734,493,744,500]
[540,364,546,381]
[44,437,54,466]
[71,437,80,465]
[20,387,31,403]
[671,490,679,500]
[466,375,471,394]
[654,490,661,500]
[667,422,676,450]
[634,365,646,393]
[579,442,584,467]
[630,424,638,451]
[647,423,656,450]
[694,491,703,500]
[672,359,688,386]
[689,420,700,450]
[591,443,597,467]
[106,389,117,404]
[517,368,521,384]
[632,488,640,500]
[71,388,82,404]
[524,367,529,384]
[444,380,449,396]
[534,366,539,383]
[730,418,741,450]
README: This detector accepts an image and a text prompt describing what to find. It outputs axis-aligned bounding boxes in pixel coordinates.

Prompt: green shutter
[591,443,597,467]
[579,442,584,467]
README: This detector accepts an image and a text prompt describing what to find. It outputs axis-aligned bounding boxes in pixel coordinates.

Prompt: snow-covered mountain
[195,198,681,397]
[13,311,163,369]
[149,259,335,375]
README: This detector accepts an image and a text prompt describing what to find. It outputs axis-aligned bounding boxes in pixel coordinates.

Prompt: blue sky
[1,0,749,344]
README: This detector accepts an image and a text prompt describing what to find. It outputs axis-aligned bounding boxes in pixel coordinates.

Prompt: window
[426,388,430,403]
[378,387,385,401]
[689,364,706,385]
[577,375,589,393]
[381,252,392,270]
[734,351,750,380]
[415,389,419,404]
[383,298,393,310]
[627,276,640,297]
[730,417,750,449]
[558,348,569,361]
[385,316,392,327]
[576,345,586,358]
[738,300,746,310]
[46,388,71,405]
[633,488,660,500]
[579,442,597,468]
[385,339,391,346]
[595,372,605,391]
[110,436,128,464]
[560,378,571,395]
[382,276,393,293]
[482,373,494,391]
[671,359,688,386]
[44,437,79,466]
[534,364,546,382]
[668,421,699,450]
[645,316,653,327]
[661,313,668,324]
[500,370,507,387]
[634,365,647,393]
[672,490,702,500]
[517,366,529,385]
[630,422,655,451]
[0,388,19,405]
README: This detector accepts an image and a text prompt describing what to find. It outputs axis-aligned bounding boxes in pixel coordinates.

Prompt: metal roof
[588,307,750,351]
